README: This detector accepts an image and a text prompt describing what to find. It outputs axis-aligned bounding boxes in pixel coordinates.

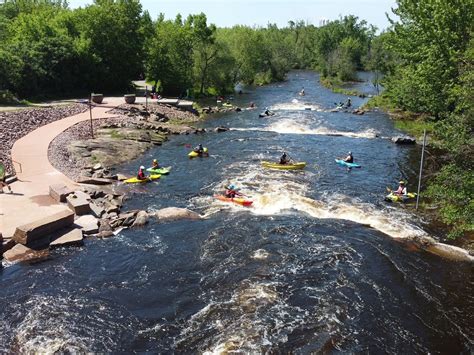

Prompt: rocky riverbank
[48,103,206,181]
[0,104,87,174]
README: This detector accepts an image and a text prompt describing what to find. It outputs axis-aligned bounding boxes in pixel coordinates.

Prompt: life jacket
[225,189,236,198]
[137,170,146,180]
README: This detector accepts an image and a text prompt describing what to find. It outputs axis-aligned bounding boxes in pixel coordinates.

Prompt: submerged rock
[153,207,202,222]
[391,136,416,144]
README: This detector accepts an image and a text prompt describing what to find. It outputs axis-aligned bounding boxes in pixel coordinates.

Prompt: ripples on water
[1,71,473,353]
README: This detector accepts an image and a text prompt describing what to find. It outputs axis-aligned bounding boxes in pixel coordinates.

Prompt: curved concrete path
[0,97,123,239]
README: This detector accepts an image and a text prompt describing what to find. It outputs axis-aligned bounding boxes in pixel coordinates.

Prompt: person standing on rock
[0,162,12,193]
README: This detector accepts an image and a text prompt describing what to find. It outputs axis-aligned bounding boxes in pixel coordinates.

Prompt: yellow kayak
[261,161,306,170]
[189,147,209,158]
[124,174,161,183]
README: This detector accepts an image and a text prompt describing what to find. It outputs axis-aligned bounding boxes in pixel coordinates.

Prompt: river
[1,71,473,353]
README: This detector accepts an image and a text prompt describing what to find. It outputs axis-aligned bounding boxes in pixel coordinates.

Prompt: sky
[68,0,398,31]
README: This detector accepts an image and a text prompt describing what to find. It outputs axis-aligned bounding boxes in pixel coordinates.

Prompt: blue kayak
[335,159,361,168]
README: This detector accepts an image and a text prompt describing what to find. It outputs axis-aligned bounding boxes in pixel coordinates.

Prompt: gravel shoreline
[1,104,88,174]
[48,117,131,181]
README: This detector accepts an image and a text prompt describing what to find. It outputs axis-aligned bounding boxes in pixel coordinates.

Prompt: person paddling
[394,181,408,196]
[194,143,204,154]
[280,151,290,165]
[137,166,147,180]
[343,151,354,163]
[225,184,243,198]
[151,159,159,169]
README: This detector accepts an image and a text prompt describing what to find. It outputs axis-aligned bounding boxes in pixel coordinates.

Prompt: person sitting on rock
[137,166,147,180]
[151,159,159,169]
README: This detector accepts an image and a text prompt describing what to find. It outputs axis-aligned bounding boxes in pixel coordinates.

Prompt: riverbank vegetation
[367,0,473,239]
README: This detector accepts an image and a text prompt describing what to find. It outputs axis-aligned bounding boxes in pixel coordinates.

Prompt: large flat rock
[49,184,73,203]
[74,215,99,235]
[12,209,75,246]
[4,244,49,263]
[77,177,114,185]
[50,228,84,248]
[67,192,91,215]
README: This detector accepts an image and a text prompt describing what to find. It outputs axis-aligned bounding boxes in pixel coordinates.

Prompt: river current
[1,71,473,353]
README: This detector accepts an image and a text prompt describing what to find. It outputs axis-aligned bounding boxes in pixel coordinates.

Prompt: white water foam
[232,118,378,139]
[271,101,322,112]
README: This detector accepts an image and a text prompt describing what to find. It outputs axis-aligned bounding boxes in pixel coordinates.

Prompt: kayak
[259,112,275,118]
[215,195,253,207]
[222,103,233,108]
[335,159,361,168]
[124,174,161,183]
[385,192,417,203]
[261,161,306,170]
[189,147,209,158]
[146,166,171,174]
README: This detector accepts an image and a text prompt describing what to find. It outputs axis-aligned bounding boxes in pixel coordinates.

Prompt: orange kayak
[215,195,253,207]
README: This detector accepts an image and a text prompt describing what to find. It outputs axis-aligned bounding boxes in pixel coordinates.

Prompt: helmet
[399,180,405,185]
[153,159,157,163]
[348,151,352,155]
[228,184,236,190]
[140,166,145,170]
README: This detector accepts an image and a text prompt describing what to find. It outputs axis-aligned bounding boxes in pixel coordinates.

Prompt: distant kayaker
[137,166,147,180]
[151,159,159,169]
[194,143,204,154]
[343,151,354,163]
[249,102,255,108]
[280,152,290,165]
[225,184,243,198]
[300,87,305,96]
[394,181,408,196]
[345,97,352,108]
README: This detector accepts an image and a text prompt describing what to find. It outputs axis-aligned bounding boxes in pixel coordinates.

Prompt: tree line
[0,0,375,98]
[368,0,473,239]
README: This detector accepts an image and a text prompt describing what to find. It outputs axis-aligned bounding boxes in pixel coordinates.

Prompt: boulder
[74,215,99,235]
[4,244,49,263]
[391,136,416,144]
[77,177,113,185]
[12,209,74,246]
[99,219,113,233]
[153,207,202,222]
[50,229,84,248]
[89,202,105,218]
[93,163,103,171]
[115,173,128,181]
[215,126,229,133]
[120,212,137,227]
[104,200,119,214]
[49,184,73,203]
[67,192,91,215]
[2,238,16,253]
[98,230,114,238]
[132,210,148,227]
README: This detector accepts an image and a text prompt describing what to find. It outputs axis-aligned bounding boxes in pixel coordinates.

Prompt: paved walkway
[0,97,123,239]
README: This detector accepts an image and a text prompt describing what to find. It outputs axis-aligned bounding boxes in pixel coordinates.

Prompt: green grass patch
[320,76,361,96]
[393,119,435,137]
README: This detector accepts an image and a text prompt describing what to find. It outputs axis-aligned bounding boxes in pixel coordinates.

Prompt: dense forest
[0,0,472,239]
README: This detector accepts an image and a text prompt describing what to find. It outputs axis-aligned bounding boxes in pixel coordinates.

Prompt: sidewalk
[0,97,122,239]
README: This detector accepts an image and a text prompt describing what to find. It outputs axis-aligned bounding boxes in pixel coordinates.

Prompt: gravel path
[1,104,88,174]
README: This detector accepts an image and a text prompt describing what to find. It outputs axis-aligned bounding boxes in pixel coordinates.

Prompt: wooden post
[145,85,148,111]
[89,94,94,139]
[416,129,427,210]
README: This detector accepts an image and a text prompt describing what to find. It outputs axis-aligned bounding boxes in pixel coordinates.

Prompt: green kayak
[146,166,171,175]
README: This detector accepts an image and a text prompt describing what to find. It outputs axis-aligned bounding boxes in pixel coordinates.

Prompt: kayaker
[394,181,408,196]
[249,102,255,108]
[137,166,147,180]
[300,87,305,96]
[280,152,290,165]
[151,159,159,169]
[345,97,352,108]
[264,107,271,116]
[194,144,204,154]
[225,184,242,198]
[343,151,354,163]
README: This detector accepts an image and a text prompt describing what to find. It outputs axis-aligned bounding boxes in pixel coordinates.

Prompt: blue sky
[68,0,398,31]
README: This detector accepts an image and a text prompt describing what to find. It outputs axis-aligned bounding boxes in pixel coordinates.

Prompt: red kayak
[215,195,253,207]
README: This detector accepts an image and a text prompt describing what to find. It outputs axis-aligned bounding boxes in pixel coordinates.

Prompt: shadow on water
[1,71,473,353]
